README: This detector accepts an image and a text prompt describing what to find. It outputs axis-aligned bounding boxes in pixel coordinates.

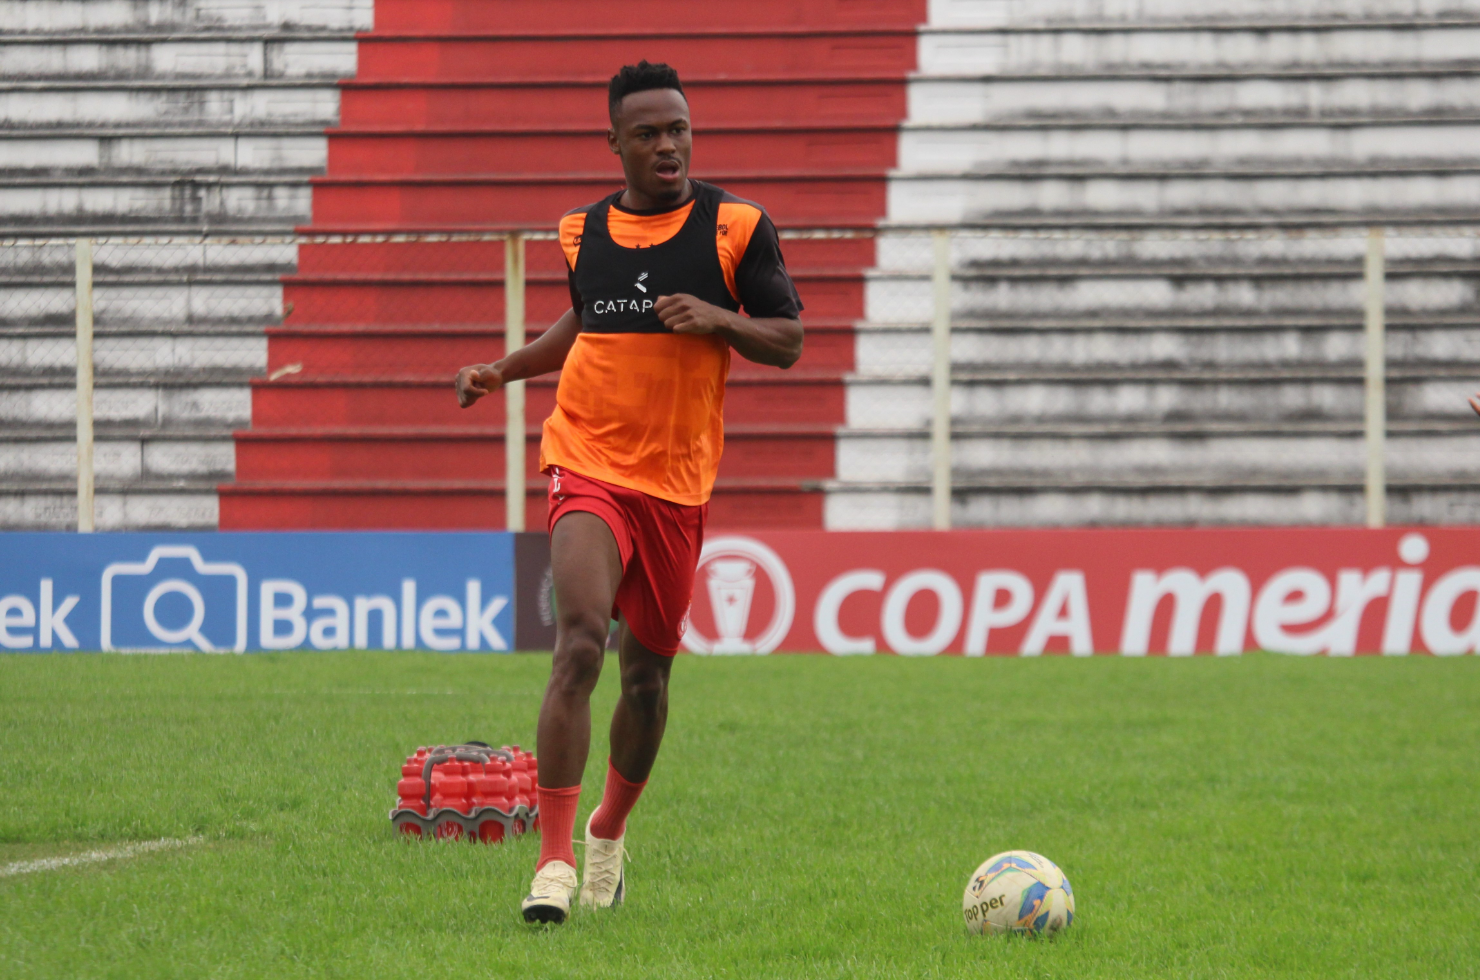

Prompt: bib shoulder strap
[582,190,624,243]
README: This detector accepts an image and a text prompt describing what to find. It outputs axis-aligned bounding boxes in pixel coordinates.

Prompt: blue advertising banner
[0,532,516,653]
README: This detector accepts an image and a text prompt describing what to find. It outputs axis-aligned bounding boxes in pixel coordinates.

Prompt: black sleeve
[734,212,804,319]
[567,268,584,317]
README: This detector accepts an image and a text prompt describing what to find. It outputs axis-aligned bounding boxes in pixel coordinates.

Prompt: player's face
[609,88,693,208]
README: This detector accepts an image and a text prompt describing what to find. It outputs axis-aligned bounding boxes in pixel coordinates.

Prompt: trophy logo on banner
[682,536,796,655]
[706,559,758,654]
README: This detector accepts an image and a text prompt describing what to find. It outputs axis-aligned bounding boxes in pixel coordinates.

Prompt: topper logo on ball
[682,537,795,655]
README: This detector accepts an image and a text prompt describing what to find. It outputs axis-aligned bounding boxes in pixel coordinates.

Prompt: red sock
[535,784,581,870]
[589,759,647,841]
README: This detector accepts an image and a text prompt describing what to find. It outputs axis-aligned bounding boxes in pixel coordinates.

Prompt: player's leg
[580,621,671,909]
[538,511,622,788]
[523,511,622,924]
[580,491,703,909]
[608,620,673,784]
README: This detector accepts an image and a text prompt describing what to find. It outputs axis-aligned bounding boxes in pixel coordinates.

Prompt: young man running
[454,61,804,923]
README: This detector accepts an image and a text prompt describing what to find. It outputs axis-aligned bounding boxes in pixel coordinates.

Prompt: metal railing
[4,224,1462,531]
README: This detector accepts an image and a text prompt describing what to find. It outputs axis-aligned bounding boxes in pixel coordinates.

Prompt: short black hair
[608,60,686,122]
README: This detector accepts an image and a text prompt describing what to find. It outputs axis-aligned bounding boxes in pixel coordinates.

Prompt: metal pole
[1363,227,1386,529]
[75,238,95,533]
[504,232,526,533]
[930,229,952,530]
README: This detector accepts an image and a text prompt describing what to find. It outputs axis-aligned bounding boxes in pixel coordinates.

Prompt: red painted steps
[280,237,872,325]
[352,30,918,83]
[234,425,838,481]
[309,172,887,226]
[326,126,900,176]
[219,478,825,530]
[370,0,926,33]
[283,269,867,323]
[225,0,923,531]
[249,373,846,429]
[265,322,860,377]
[337,79,909,128]
[291,236,870,272]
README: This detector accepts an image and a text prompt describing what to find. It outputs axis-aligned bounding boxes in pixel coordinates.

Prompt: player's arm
[654,296,802,369]
[455,307,581,408]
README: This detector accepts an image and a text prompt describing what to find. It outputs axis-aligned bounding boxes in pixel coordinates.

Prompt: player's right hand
[456,363,503,408]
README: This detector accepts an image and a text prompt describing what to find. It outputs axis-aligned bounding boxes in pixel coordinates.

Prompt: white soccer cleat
[578,813,626,909]
[521,859,578,924]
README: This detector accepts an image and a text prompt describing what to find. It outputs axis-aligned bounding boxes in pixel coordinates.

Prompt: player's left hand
[656,293,731,335]
[1471,390,1480,417]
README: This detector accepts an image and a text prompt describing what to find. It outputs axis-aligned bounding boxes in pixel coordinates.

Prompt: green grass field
[2,652,1477,979]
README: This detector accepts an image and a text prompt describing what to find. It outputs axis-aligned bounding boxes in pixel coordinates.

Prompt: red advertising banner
[678,528,1480,656]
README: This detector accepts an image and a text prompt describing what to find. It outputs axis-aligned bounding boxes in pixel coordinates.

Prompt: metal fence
[3,224,1454,531]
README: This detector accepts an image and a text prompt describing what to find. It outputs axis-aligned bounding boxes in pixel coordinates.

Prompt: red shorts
[546,466,708,656]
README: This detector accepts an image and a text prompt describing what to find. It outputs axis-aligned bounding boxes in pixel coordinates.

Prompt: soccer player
[454,61,804,923]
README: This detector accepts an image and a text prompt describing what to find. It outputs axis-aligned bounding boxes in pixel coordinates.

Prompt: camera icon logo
[101,546,248,652]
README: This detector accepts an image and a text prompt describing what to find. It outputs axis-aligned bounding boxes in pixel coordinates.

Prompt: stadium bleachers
[4,0,1478,529]
[0,0,370,529]
[833,0,1480,527]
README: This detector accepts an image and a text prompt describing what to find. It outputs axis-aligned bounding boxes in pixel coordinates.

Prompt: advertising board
[680,528,1480,656]
[0,532,536,653]
[6,527,1477,656]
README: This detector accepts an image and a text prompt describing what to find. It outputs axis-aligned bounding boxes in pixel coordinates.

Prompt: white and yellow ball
[962,850,1074,935]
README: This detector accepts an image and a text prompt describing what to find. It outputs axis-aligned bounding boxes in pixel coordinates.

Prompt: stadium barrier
[3,526,1477,655]
[679,527,1480,656]
[5,224,1459,533]
[0,530,553,653]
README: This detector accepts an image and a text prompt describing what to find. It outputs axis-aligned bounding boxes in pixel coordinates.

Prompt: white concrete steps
[0,77,333,175]
[908,69,1480,124]
[868,267,1480,321]
[0,176,313,227]
[0,375,251,428]
[844,249,1479,487]
[825,481,1480,529]
[0,1,359,528]
[0,238,275,528]
[2,426,233,483]
[0,0,371,33]
[927,0,1480,28]
[0,81,343,127]
[903,15,1480,221]
[1,327,267,375]
[0,482,221,530]
[890,167,1480,221]
[918,22,1480,74]
[900,121,1480,168]
[0,132,326,174]
[0,375,245,527]
[836,422,1476,483]
[0,241,291,329]
[844,367,1474,427]
[854,316,1480,373]
[0,33,358,81]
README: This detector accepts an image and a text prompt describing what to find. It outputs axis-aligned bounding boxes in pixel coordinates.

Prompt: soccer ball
[962,850,1074,935]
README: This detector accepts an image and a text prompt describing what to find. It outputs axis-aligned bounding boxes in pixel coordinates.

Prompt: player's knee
[551,617,607,693]
[620,665,667,717]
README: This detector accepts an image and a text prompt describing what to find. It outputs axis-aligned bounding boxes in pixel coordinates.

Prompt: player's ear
[607,126,620,155]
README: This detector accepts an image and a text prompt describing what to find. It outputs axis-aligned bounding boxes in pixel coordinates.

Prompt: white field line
[0,836,203,878]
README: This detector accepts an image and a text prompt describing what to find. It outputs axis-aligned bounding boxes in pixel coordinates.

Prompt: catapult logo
[681,536,795,655]
[589,272,655,315]
[101,545,248,652]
